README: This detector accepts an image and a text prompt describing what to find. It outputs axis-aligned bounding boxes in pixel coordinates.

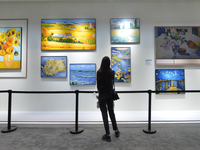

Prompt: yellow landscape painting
[41,19,96,50]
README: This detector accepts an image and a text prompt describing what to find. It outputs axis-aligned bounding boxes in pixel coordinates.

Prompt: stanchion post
[143,90,156,134]
[1,90,17,133]
[70,90,84,134]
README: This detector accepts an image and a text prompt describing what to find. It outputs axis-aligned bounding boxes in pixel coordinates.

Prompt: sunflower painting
[0,27,22,69]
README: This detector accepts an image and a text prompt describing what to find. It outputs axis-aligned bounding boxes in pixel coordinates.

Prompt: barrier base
[70,128,84,134]
[143,129,156,134]
[1,126,17,133]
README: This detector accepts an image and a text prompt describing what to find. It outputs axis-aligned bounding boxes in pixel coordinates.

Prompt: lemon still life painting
[41,56,67,78]
[0,27,21,69]
[41,19,96,50]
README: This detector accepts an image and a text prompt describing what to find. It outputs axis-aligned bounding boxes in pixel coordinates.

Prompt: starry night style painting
[155,69,185,94]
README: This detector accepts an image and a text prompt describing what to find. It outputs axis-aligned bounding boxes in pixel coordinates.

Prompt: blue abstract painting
[111,47,131,82]
[70,64,96,85]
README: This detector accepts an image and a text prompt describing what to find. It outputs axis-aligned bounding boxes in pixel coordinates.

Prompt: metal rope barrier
[1,90,17,133]
[1,89,200,134]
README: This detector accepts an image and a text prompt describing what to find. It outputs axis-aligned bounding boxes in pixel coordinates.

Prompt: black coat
[97,70,115,93]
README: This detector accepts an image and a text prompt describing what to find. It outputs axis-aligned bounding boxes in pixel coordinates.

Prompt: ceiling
[0,0,199,2]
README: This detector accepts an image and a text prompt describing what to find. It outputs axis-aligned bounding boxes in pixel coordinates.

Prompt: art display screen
[155,69,185,94]
[70,63,96,85]
[41,19,96,50]
[111,47,131,82]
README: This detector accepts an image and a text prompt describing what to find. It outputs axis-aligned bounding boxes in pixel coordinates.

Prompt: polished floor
[0,123,200,150]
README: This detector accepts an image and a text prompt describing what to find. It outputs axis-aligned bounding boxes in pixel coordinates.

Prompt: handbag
[96,94,100,108]
[112,90,119,101]
[112,80,119,101]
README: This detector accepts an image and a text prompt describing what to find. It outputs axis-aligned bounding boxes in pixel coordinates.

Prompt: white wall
[1,1,200,123]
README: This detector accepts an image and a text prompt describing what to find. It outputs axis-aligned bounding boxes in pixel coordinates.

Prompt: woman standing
[97,56,120,142]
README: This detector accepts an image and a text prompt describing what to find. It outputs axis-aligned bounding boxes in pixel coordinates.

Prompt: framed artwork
[155,26,200,65]
[0,27,22,69]
[0,19,28,78]
[70,63,96,85]
[41,56,67,78]
[155,69,185,94]
[41,19,96,50]
[111,47,131,82]
[110,18,140,44]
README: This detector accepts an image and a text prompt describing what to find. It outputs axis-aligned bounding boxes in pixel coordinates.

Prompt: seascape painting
[0,27,22,69]
[111,47,131,82]
[155,69,185,94]
[70,64,96,85]
[155,26,200,59]
[111,18,140,44]
[41,56,67,77]
[41,19,96,50]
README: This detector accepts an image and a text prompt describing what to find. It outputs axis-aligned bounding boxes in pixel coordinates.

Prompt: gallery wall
[1,0,200,123]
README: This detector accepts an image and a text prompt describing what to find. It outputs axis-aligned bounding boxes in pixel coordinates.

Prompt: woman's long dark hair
[99,56,111,71]
[97,56,113,80]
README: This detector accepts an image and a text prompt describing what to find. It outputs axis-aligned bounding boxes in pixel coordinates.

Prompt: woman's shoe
[115,131,120,137]
[102,134,111,142]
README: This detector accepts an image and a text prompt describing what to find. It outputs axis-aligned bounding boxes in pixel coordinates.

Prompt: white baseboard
[0,111,200,123]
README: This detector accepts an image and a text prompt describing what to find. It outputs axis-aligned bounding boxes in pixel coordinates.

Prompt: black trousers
[99,92,118,135]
